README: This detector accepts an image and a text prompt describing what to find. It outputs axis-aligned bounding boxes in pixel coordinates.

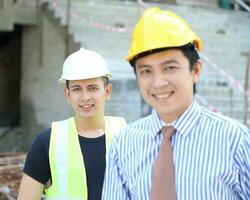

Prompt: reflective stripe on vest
[45,116,127,200]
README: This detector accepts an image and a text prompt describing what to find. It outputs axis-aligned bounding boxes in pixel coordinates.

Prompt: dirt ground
[0,152,25,199]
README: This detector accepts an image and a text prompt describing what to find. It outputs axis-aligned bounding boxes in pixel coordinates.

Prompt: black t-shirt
[23,128,106,200]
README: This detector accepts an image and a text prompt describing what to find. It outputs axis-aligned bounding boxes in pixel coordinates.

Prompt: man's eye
[89,87,98,92]
[165,66,177,71]
[140,69,151,75]
[72,88,80,92]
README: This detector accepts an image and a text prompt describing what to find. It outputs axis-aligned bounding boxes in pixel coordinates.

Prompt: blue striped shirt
[102,100,250,200]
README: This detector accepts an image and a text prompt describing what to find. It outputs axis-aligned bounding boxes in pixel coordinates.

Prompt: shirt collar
[150,100,201,138]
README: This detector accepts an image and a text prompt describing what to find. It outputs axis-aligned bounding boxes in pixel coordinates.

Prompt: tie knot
[162,126,176,139]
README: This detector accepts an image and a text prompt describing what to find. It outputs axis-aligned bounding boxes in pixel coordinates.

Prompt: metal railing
[234,0,250,12]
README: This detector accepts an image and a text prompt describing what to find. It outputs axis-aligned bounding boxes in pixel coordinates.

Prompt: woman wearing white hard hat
[18,48,127,200]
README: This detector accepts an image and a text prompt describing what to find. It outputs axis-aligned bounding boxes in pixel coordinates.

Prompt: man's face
[135,49,201,123]
[64,78,112,119]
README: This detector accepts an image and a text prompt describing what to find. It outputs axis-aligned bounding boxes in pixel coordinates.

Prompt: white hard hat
[59,48,112,83]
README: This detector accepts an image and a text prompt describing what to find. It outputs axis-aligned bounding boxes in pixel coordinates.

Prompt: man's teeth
[81,105,92,108]
[155,93,171,99]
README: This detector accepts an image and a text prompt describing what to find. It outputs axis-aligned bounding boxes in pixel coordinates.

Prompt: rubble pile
[0,152,25,200]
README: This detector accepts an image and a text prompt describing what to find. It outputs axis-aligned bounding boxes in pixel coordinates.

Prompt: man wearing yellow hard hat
[102,7,250,200]
[18,48,127,200]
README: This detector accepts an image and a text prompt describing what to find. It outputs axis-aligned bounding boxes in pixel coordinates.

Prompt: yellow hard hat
[126,7,202,62]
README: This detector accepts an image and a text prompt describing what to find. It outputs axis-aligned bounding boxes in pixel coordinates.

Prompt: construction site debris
[0,152,25,199]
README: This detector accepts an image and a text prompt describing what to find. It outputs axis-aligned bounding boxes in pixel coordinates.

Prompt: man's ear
[192,60,202,83]
[105,83,113,102]
[64,87,70,104]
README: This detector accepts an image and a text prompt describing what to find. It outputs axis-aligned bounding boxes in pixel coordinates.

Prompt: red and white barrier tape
[48,0,133,33]
[200,53,245,95]
[195,94,223,114]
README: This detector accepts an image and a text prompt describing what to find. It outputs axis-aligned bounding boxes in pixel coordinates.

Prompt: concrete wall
[106,60,142,122]
[21,8,79,147]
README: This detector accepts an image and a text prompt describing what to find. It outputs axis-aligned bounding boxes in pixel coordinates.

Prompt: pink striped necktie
[150,126,176,200]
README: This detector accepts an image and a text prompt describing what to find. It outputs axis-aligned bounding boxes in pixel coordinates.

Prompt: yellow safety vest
[45,116,127,200]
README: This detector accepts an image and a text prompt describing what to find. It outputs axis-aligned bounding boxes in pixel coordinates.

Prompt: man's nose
[152,74,169,89]
[80,92,91,101]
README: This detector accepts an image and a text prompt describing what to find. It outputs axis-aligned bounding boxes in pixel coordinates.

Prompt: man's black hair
[130,43,199,71]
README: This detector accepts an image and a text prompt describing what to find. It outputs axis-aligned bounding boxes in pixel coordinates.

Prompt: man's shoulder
[105,116,127,126]
[111,115,153,152]
[200,106,248,132]
[52,117,73,125]
[106,116,126,121]
[34,128,51,145]
[117,114,153,136]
